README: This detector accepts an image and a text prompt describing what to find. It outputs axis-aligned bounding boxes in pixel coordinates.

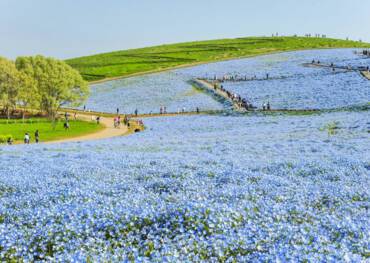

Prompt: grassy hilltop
[66,37,370,82]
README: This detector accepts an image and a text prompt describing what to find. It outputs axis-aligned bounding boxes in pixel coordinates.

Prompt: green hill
[66,37,370,82]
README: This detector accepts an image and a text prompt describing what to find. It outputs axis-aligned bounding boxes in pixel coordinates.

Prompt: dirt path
[361,71,370,80]
[46,114,129,144]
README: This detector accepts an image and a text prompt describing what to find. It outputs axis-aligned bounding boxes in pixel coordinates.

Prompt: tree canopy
[16,55,89,120]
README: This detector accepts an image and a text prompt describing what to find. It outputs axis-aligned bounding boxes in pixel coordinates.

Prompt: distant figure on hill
[35,130,39,143]
[116,108,119,115]
[96,116,100,124]
[160,107,163,114]
[135,109,138,116]
[24,133,30,144]
[267,101,271,110]
[196,107,200,113]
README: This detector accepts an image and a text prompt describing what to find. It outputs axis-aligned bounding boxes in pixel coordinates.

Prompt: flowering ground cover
[183,49,370,110]
[84,72,226,114]
[0,110,369,261]
[83,49,369,114]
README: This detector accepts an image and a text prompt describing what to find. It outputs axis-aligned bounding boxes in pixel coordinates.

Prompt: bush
[0,134,13,144]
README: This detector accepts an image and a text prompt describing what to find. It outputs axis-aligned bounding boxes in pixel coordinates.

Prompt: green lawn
[0,118,103,144]
[66,36,370,82]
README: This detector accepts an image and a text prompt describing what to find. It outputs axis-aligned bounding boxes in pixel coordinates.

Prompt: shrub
[0,134,13,144]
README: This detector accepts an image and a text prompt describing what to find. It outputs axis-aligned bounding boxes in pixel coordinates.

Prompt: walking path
[192,79,247,111]
[45,113,130,144]
[303,62,370,80]
[361,71,370,80]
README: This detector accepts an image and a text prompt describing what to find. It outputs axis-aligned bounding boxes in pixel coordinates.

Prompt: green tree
[17,72,40,121]
[16,55,89,123]
[0,57,19,120]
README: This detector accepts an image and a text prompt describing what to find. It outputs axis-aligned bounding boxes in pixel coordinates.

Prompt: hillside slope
[66,37,370,82]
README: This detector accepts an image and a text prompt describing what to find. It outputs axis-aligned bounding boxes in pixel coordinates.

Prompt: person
[7,137,13,145]
[74,112,77,120]
[262,103,266,111]
[96,116,100,124]
[83,105,86,112]
[64,112,69,122]
[196,107,200,113]
[135,109,138,116]
[64,122,70,130]
[267,101,271,110]
[24,133,30,144]
[35,130,39,143]
[114,117,118,128]
[182,107,185,113]
[116,108,119,115]
[164,107,167,114]
[266,73,269,80]
[160,106,163,114]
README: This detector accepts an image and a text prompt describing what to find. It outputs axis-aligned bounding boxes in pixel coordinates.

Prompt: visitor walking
[64,122,70,130]
[35,130,39,143]
[24,133,30,144]
[96,116,100,124]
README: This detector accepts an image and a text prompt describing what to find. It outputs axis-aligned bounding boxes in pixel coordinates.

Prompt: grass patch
[66,36,370,82]
[0,118,103,143]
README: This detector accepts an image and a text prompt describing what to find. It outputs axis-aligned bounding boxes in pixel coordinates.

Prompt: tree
[17,72,39,121]
[0,57,20,120]
[15,55,89,123]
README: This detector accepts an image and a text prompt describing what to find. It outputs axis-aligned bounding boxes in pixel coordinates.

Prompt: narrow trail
[361,71,370,80]
[45,113,129,144]
[303,62,370,80]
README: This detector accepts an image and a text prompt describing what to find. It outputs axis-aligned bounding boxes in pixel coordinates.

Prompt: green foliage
[66,36,370,81]
[321,121,340,135]
[16,55,89,120]
[0,57,23,118]
[0,134,12,144]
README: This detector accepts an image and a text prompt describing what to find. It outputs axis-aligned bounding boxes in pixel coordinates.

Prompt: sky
[1,0,370,59]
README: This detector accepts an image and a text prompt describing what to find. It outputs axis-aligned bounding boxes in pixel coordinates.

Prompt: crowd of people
[213,83,255,110]
[208,73,272,83]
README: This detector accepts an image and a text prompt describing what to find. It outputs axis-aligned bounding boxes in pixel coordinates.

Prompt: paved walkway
[192,79,246,111]
[361,71,370,80]
[46,113,129,144]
